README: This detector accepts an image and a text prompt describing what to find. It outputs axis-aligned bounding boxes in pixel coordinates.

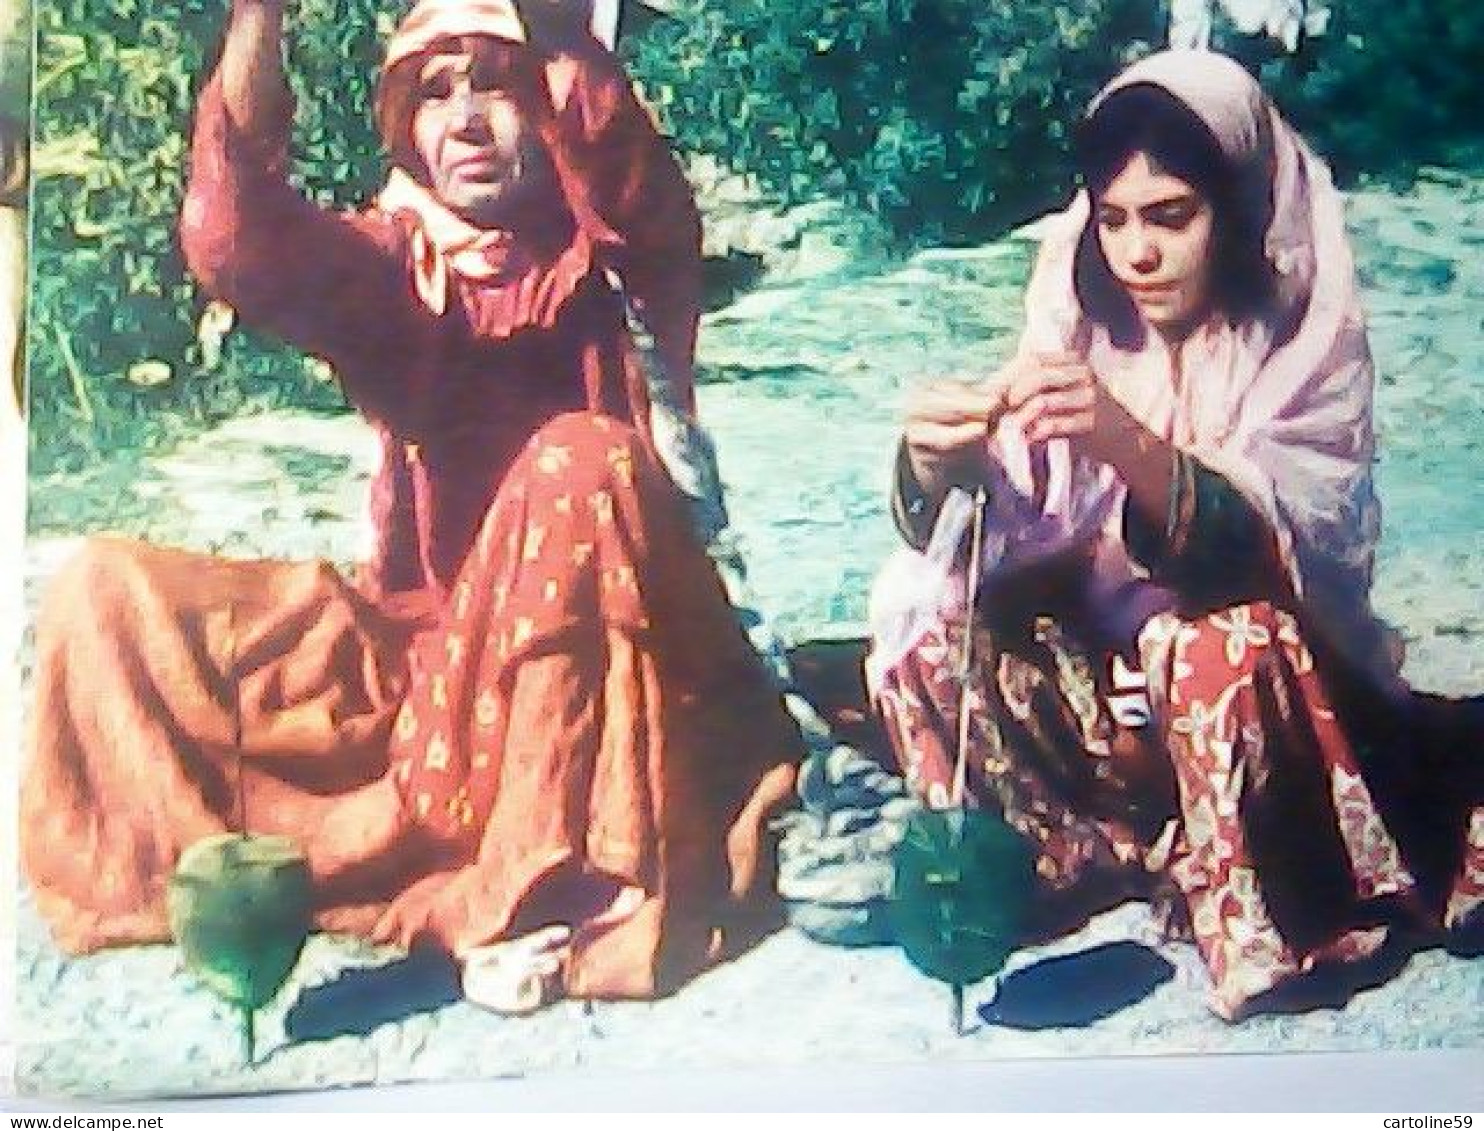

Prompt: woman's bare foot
[460,924,573,1015]
[456,882,646,1014]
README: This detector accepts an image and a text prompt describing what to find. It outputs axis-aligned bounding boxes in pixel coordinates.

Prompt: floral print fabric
[876,600,1483,1018]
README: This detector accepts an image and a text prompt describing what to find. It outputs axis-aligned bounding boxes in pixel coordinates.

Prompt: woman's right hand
[221,0,293,135]
[901,349,1066,485]
[901,375,1007,497]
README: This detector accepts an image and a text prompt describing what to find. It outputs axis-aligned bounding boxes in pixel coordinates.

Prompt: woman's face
[1094,150,1216,338]
[410,45,555,229]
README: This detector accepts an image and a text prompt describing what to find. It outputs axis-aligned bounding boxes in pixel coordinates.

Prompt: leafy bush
[625,0,1163,243]
[0,0,27,120]
[24,0,1484,473]
[28,0,394,473]
[1260,0,1484,183]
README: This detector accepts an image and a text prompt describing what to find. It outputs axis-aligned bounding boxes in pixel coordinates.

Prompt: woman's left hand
[1003,351,1101,447]
[1007,351,1163,473]
[1007,353,1174,532]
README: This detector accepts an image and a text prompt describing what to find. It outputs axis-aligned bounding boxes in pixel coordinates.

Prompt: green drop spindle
[168,832,312,1065]
[890,486,1036,1034]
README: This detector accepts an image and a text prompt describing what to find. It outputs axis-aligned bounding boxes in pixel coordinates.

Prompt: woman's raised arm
[179,0,429,424]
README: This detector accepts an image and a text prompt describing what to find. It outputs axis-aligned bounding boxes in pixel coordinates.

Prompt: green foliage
[28,0,395,473]
[1261,0,1484,184]
[626,0,1484,239]
[626,0,1163,243]
[25,0,1484,474]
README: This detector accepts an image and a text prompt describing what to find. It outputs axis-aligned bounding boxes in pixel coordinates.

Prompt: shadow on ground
[978,941,1175,1030]
[284,948,461,1042]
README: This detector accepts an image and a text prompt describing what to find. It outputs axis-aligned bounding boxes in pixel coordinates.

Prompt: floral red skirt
[875,600,1484,1018]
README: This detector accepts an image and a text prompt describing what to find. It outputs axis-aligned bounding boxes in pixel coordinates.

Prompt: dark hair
[374,34,544,183]
[1072,83,1275,347]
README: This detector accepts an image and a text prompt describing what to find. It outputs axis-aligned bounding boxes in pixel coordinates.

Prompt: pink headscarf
[870,50,1398,688]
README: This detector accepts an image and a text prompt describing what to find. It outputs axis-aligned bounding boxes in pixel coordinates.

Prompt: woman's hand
[913,352,1104,457]
[1004,351,1176,530]
[999,351,1177,533]
[1002,350,1100,447]
[903,351,1167,497]
[902,351,1107,496]
[901,374,1012,500]
[1003,350,1166,474]
[221,0,293,135]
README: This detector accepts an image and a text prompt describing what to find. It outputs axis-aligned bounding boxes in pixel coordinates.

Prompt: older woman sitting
[22,0,801,1013]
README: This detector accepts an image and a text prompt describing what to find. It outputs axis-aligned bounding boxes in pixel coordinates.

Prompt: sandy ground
[10,168,1484,1103]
